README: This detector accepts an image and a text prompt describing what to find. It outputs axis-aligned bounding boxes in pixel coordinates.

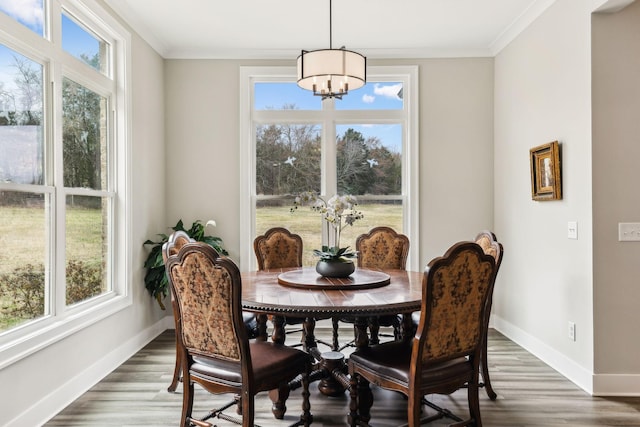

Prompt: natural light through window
[0,0,130,358]
[241,66,418,270]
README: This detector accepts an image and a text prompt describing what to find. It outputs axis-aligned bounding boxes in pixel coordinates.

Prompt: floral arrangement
[291,191,364,262]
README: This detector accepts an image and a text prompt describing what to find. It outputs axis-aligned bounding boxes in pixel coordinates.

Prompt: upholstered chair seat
[254,227,310,347]
[332,226,409,350]
[348,241,497,427]
[165,236,313,427]
[411,230,503,400]
[190,341,309,387]
[163,231,258,393]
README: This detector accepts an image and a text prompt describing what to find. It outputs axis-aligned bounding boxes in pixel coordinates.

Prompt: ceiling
[103,0,557,59]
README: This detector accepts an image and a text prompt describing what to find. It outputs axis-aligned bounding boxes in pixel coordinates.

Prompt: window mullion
[50,58,66,317]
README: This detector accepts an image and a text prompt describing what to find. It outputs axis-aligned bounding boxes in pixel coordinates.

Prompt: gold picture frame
[530,141,562,201]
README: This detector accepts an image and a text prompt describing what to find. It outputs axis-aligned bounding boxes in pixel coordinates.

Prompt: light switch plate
[619,223,640,241]
[567,221,578,239]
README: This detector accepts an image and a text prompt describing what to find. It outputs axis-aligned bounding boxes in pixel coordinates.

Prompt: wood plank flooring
[45,329,640,426]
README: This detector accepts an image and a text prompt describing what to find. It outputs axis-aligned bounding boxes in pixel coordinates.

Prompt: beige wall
[494,0,596,390]
[0,6,169,425]
[592,0,640,391]
[164,57,495,273]
[494,0,640,395]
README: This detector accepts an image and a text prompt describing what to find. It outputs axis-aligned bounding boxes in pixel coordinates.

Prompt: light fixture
[297,0,366,100]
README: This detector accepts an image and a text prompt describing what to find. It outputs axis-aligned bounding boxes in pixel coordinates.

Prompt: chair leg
[169,302,183,392]
[368,317,380,345]
[407,390,423,427]
[300,369,313,426]
[349,373,373,426]
[268,382,290,420]
[181,378,195,427]
[467,379,483,427]
[168,334,182,392]
[481,332,497,400]
[242,396,256,427]
[302,317,316,352]
[348,373,359,426]
[332,317,340,351]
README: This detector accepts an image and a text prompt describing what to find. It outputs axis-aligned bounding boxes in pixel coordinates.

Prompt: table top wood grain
[277,268,390,290]
[241,267,423,318]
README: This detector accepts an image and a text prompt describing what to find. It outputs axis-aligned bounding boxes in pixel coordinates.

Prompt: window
[0,0,130,361]
[240,66,418,270]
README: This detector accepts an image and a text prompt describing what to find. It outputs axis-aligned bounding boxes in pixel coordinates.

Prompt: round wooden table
[242,267,423,348]
[241,267,423,400]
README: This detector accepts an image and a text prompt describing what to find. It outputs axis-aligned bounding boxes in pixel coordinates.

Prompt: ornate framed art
[530,141,562,201]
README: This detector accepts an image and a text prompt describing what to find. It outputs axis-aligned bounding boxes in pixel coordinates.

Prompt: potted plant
[291,192,363,278]
[143,219,228,309]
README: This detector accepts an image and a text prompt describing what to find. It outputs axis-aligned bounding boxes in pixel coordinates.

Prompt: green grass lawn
[1,202,403,270]
[0,205,105,330]
[257,202,403,266]
[0,205,104,275]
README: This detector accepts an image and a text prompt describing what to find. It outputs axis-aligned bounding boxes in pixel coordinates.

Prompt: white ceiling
[103,0,557,59]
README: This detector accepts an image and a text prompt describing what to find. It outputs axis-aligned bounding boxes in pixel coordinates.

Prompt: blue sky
[1,1,101,92]
[255,82,404,153]
[254,81,403,111]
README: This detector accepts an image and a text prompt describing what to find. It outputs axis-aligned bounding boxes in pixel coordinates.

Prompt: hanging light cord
[329,0,333,49]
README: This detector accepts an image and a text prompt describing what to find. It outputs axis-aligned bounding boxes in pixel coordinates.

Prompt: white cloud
[362,93,375,104]
[0,0,44,29]
[373,83,403,100]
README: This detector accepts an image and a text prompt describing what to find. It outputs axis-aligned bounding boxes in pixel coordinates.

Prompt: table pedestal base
[317,351,347,397]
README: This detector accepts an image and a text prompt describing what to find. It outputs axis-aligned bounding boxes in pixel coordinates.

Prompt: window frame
[0,0,131,368]
[239,65,419,271]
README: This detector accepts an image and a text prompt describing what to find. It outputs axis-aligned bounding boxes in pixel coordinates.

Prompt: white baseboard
[491,315,594,394]
[593,374,640,396]
[493,315,640,396]
[9,317,172,427]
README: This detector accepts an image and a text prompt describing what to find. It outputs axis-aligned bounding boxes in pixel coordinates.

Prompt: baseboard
[593,374,640,396]
[491,315,594,394]
[8,317,171,427]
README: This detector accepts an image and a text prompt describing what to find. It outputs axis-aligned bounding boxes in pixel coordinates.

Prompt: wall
[493,0,595,391]
[0,3,169,424]
[163,57,495,273]
[494,0,640,395]
[592,0,640,394]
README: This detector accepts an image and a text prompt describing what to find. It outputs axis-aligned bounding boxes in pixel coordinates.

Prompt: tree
[256,120,320,195]
[337,128,372,194]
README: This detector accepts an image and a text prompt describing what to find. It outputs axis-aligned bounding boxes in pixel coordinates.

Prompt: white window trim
[0,0,132,369]
[239,65,419,272]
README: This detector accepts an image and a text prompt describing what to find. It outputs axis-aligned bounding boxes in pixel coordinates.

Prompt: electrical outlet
[568,321,576,341]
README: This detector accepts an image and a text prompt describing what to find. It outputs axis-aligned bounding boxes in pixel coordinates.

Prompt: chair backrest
[413,241,496,367]
[355,226,409,269]
[164,237,249,365]
[162,230,193,263]
[474,230,503,272]
[253,227,303,270]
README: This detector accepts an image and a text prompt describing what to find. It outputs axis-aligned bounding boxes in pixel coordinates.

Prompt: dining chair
[165,238,313,427]
[410,230,503,401]
[163,231,258,393]
[471,230,504,400]
[332,226,410,350]
[253,227,311,347]
[348,241,497,427]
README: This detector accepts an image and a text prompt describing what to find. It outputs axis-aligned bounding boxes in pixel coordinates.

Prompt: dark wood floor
[46,329,640,426]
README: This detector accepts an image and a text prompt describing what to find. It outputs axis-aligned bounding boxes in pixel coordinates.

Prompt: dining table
[240,266,423,414]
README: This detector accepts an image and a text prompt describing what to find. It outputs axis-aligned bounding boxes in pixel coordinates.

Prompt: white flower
[291,192,364,252]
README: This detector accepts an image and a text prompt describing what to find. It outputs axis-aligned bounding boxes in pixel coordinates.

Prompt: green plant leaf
[142,218,229,309]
